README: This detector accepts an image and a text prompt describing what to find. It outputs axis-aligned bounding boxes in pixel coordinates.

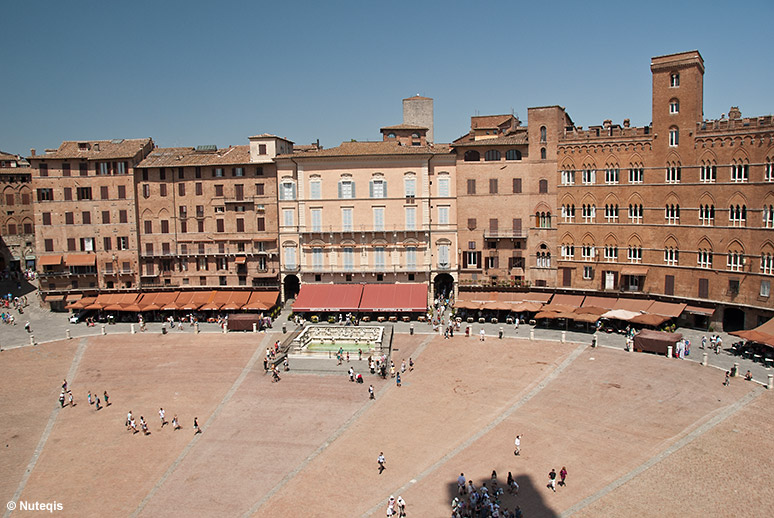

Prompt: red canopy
[359,284,427,312]
[293,284,363,312]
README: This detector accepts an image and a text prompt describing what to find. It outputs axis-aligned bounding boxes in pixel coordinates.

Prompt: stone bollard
[732,362,739,377]
[223,324,228,334]
[561,331,566,343]
[66,328,71,340]
[499,327,504,339]
[768,374,773,390]
[130,324,136,334]
[530,329,534,341]
[410,324,414,335]
[253,322,258,333]
[702,352,708,366]
[282,323,287,334]
[667,345,673,358]
[194,322,199,334]
[101,324,106,336]
[592,334,598,348]
[30,334,36,346]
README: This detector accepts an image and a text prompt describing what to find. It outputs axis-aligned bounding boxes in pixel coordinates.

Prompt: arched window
[669,127,679,147]
[387,133,396,139]
[464,150,480,162]
[669,99,679,114]
[540,126,547,142]
[541,147,546,160]
[485,150,501,161]
[505,149,522,161]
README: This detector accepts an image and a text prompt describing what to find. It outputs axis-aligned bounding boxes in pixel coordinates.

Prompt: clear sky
[2,0,772,155]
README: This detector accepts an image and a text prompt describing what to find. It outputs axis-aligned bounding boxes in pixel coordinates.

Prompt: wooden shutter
[698,278,709,299]
[665,275,675,295]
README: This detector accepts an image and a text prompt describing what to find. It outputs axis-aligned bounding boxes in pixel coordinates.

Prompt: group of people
[126,407,199,435]
[385,494,406,517]
[701,334,723,354]
[453,471,522,518]
[57,379,110,412]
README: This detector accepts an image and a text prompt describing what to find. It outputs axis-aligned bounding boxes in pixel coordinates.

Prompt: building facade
[555,51,774,330]
[0,151,35,271]
[29,139,154,294]
[133,135,283,290]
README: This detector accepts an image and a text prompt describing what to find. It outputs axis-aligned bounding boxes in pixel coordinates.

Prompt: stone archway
[433,273,454,302]
[283,275,300,302]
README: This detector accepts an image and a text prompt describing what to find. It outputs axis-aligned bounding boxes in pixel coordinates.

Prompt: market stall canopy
[549,294,585,307]
[243,291,279,311]
[511,301,544,312]
[601,309,642,322]
[358,283,427,312]
[647,301,686,318]
[613,298,654,313]
[634,329,683,355]
[293,284,364,313]
[66,296,96,310]
[630,313,671,327]
[683,305,715,316]
[730,316,774,347]
[582,296,617,310]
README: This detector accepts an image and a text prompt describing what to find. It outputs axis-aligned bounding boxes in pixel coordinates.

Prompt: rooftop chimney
[30,148,36,157]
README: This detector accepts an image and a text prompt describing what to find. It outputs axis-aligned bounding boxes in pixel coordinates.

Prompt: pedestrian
[409,357,414,371]
[559,466,567,486]
[507,471,519,494]
[514,434,522,456]
[358,348,362,361]
[194,417,202,434]
[346,351,350,363]
[548,468,557,492]
[24,321,30,333]
[58,391,65,408]
[126,410,133,429]
[723,370,730,386]
[88,391,93,405]
[458,473,467,495]
[140,416,150,435]
[68,391,74,407]
[401,359,406,373]
[103,391,110,406]
[172,415,181,430]
[396,495,406,517]
[396,372,401,387]
[701,335,707,349]
[377,452,386,474]
[129,417,138,434]
[95,396,101,410]
[62,379,68,391]
[369,384,375,400]
[283,357,289,371]
[349,367,355,382]
[480,328,485,341]
[159,408,167,427]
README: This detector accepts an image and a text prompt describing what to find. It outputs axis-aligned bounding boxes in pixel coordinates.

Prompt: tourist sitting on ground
[744,370,753,381]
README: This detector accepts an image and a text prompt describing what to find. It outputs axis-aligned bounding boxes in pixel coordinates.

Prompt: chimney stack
[30,148,36,157]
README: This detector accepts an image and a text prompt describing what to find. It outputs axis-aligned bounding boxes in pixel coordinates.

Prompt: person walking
[514,434,522,456]
[396,496,406,517]
[24,321,31,333]
[396,372,401,387]
[103,391,110,406]
[723,370,730,386]
[349,367,355,382]
[548,468,557,492]
[172,415,181,430]
[126,410,133,429]
[68,391,74,407]
[159,408,168,427]
[457,473,467,495]
[480,328,486,341]
[140,416,150,435]
[194,417,202,434]
[559,466,568,487]
[58,392,65,408]
[409,358,414,371]
[377,452,386,474]
[88,391,93,405]
[369,384,375,400]
[95,396,102,410]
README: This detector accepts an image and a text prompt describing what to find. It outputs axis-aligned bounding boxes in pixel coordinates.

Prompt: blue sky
[2,1,772,155]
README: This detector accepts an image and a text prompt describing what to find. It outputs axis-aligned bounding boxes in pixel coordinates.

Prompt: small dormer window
[387,133,396,139]
[78,142,89,151]
[411,133,419,139]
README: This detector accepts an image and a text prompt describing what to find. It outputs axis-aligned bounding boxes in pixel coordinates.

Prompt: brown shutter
[698,278,709,299]
[512,218,522,235]
[665,275,675,295]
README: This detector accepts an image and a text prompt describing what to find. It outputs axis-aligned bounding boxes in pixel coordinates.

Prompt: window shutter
[338,182,342,198]
[513,218,522,233]
[351,182,356,198]
[467,218,476,230]
[291,184,296,199]
[383,180,387,198]
[369,181,373,198]
[462,253,468,268]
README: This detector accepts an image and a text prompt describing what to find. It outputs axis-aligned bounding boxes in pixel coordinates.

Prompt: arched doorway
[433,273,454,303]
[722,307,745,333]
[283,275,300,302]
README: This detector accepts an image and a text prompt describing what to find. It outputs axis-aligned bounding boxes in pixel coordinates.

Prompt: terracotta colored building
[29,139,154,295]
[555,51,774,330]
[133,135,284,290]
[452,107,570,290]
[0,151,35,271]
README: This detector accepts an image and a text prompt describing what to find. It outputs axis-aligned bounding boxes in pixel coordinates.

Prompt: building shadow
[446,473,559,517]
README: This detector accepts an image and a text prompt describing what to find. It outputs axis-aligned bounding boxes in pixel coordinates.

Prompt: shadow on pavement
[447,473,559,517]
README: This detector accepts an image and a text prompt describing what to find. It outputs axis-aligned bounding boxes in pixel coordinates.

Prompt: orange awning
[39,255,63,266]
[66,254,96,267]
[620,266,649,276]
[243,291,279,310]
[234,256,247,264]
[44,294,65,302]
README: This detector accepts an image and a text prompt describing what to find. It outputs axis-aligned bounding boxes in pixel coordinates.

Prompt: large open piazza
[1,320,771,517]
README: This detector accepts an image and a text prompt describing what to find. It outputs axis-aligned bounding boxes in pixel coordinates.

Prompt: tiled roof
[0,167,32,175]
[471,115,514,129]
[380,124,428,131]
[248,133,292,141]
[30,138,152,160]
[0,151,20,160]
[136,145,251,168]
[278,141,451,159]
[452,132,529,147]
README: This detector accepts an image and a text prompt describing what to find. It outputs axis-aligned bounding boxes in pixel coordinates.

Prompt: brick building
[452,107,570,290]
[133,135,283,290]
[555,51,774,331]
[0,151,35,271]
[29,139,154,295]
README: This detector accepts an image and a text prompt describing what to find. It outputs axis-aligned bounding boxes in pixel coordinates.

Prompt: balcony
[483,230,527,239]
